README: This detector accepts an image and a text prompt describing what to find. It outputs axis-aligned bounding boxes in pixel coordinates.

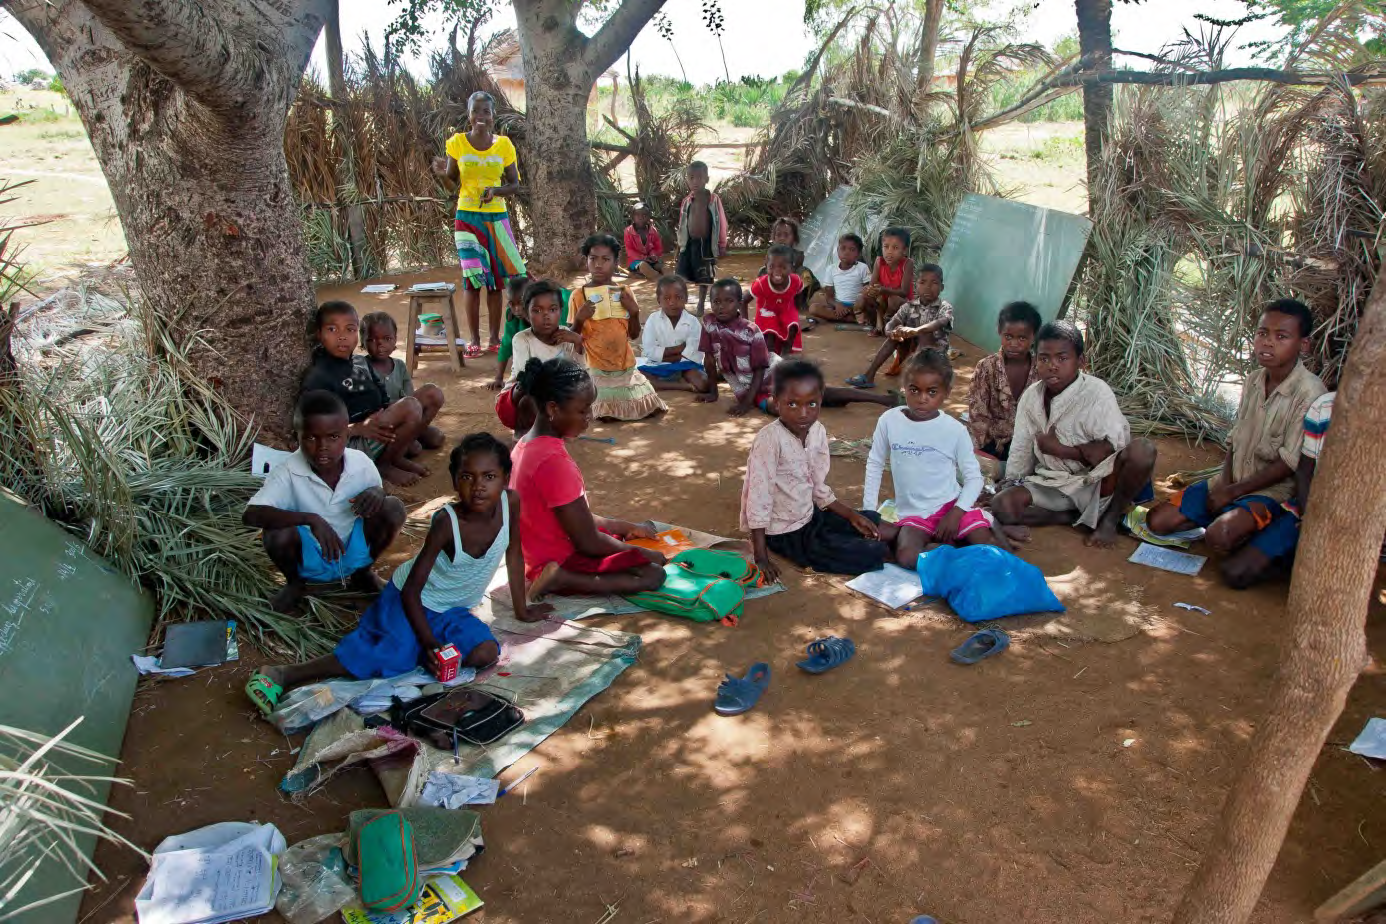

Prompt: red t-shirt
[876,257,913,299]
[750,273,804,352]
[511,436,586,579]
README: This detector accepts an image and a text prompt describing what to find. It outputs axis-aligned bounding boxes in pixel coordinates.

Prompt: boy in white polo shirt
[245,390,405,612]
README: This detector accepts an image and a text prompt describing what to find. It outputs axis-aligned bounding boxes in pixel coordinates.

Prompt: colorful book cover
[340,875,483,924]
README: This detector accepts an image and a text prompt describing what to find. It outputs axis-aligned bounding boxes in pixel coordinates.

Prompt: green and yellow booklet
[340,874,483,924]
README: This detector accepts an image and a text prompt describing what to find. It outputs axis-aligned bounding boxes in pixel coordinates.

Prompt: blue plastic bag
[916,544,1065,623]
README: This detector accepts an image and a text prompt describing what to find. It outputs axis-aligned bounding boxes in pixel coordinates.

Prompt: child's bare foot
[399,457,429,477]
[527,561,561,603]
[269,581,306,613]
[349,567,385,594]
[379,463,421,487]
[407,440,424,457]
[1086,520,1120,549]
[1002,525,1031,543]
[420,425,445,449]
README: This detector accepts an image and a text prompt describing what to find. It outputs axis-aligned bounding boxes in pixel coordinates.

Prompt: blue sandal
[845,374,875,389]
[714,662,771,716]
[796,637,856,674]
[951,629,1010,665]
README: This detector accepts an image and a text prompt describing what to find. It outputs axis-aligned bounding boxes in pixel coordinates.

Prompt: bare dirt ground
[78,256,1386,924]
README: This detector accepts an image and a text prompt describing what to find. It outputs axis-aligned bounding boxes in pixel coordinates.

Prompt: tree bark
[1173,262,1386,924]
[7,0,327,441]
[325,0,374,281]
[1074,0,1113,217]
[915,0,944,92]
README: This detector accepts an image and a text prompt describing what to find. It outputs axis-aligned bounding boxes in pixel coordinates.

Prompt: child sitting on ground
[495,279,583,435]
[992,321,1158,548]
[846,262,951,389]
[511,357,667,599]
[361,311,446,453]
[864,350,1014,569]
[1144,299,1325,588]
[245,433,543,715]
[571,233,666,421]
[640,274,708,393]
[488,275,531,391]
[697,277,775,417]
[244,390,405,613]
[742,359,900,582]
[749,244,804,356]
[966,301,1043,461]
[858,227,915,336]
[624,203,665,282]
[808,234,871,324]
[746,217,819,315]
[302,300,439,486]
[676,160,727,315]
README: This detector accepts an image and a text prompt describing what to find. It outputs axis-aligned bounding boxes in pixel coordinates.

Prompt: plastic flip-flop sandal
[486,343,500,354]
[714,662,771,716]
[950,629,1010,665]
[797,637,856,674]
[845,374,875,389]
[464,344,485,358]
[245,672,284,717]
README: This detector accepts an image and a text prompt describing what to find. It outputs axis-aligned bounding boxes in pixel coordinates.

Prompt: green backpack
[671,548,765,588]
[625,563,746,626]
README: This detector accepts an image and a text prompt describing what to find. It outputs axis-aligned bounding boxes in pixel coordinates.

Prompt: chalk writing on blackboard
[0,577,37,658]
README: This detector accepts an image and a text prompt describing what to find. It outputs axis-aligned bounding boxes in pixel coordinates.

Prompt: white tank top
[391,495,509,612]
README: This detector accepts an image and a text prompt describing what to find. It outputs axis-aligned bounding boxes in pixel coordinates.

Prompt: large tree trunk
[1074,0,1113,217]
[6,0,327,441]
[1173,265,1386,923]
[915,0,944,93]
[325,0,375,281]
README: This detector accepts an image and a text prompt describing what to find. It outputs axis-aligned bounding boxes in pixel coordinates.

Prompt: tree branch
[583,0,668,82]
[1060,66,1386,89]
[1112,46,1200,72]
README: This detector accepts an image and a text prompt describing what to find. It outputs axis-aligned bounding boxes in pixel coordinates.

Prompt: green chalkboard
[0,492,153,924]
[938,194,1092,353]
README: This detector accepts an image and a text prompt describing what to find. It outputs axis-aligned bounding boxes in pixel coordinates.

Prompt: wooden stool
[403,288,464,373]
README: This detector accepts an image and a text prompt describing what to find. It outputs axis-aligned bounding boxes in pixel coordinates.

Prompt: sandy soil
[76,255,1386,924]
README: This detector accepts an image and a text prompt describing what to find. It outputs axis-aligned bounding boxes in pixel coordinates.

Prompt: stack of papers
[132,622,238,677]
[135,822,285,924]
[408,282,455,294]
[341,874,483,924]
[361,284,397,294]
[1128,542,1207,576]
[419,773,499,808]
[845,564,925,610]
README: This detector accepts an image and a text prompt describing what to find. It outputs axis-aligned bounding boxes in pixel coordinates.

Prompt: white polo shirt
[247,448,382,540]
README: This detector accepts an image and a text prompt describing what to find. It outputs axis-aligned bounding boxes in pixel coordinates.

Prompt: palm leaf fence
[0,718,143,921]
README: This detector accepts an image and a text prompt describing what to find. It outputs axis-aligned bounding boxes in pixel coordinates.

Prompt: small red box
[432,644,461,682]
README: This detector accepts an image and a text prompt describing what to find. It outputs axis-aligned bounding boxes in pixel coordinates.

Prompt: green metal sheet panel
[938,194,1092,353]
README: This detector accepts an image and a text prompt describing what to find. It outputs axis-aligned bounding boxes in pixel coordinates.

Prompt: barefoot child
[624,203,666,282]
[245,390,405,613]
[864,350,1009,569]
[302,300,436,486]
[742,359,899,583]
[511,357,667,599]
[640,275,708,393]
[696,278,775,418]
[571,233,666,421]
[749,244,804,356]
[676,161,727,315]
[748,217,819,316]
[361,311,446,453]
[966,301,1042,461]
[1144,299,1325,588]
[992,321,1158,548]
[495,279,583,435]
[245,434,542,714]
[808,234,871,324]
[859,227,915,336]
[846,262,950,388]
[488,275,531,391]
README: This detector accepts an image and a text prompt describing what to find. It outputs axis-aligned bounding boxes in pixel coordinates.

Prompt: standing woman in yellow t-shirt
[432,91,526,358]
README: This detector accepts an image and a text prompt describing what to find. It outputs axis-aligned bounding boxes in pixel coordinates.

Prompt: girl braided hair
[514,355,591,406]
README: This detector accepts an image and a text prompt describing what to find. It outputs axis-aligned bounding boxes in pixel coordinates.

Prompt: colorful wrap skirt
[454,208,526,290]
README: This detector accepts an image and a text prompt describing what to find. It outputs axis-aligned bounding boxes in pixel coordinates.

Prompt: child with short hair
[302,300,435,486]
[1145,299,1326,588]
[749,244,804,356]
[640,275,708,393]
[571,233,667,421]
[749,217,819,314]
[696,278,775,417]
[624,203,665,282]
[742,359,900,583]
[859,227,915,335]
[244,433,542,715]
[244,390,405,613]
[511,357,667,599]
[992,321,1158,548]
[846,263,951,388]
[676,161,728,315]
[361,310,446,453]
[488,275,532,391]
[495,279,582,435]
[865,350,1009,569]
[966,300,1043,460]
[809,234,872,323]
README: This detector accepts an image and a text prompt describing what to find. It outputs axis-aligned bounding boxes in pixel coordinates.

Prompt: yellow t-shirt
[444,133,517,214]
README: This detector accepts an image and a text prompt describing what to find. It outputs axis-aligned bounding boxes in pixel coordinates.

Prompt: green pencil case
[354,810,421,912]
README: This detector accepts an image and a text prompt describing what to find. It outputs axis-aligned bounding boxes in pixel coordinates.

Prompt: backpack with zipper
[624,563,746,626]
[390,688,524,750]
[671,548,765,588]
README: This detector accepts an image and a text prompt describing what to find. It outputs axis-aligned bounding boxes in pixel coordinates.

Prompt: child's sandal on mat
[245,673,284,717]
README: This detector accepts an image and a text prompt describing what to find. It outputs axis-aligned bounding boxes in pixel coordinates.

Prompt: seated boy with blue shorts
[245,390,406,612]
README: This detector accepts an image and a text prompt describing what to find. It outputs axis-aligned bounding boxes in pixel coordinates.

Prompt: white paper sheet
[361,284,397,293]
[845,564,924,609]
[419,771,500,808]
[136,822,285,924]
[1128,542,1207,576]
[250,443,294,478]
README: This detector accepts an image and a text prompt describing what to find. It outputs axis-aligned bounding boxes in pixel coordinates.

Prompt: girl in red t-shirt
[859,227,915,337]
[510,356,667,600]
[749,244,804,355]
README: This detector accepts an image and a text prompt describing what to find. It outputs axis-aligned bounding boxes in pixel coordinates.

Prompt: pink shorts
[896,501,992,539]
